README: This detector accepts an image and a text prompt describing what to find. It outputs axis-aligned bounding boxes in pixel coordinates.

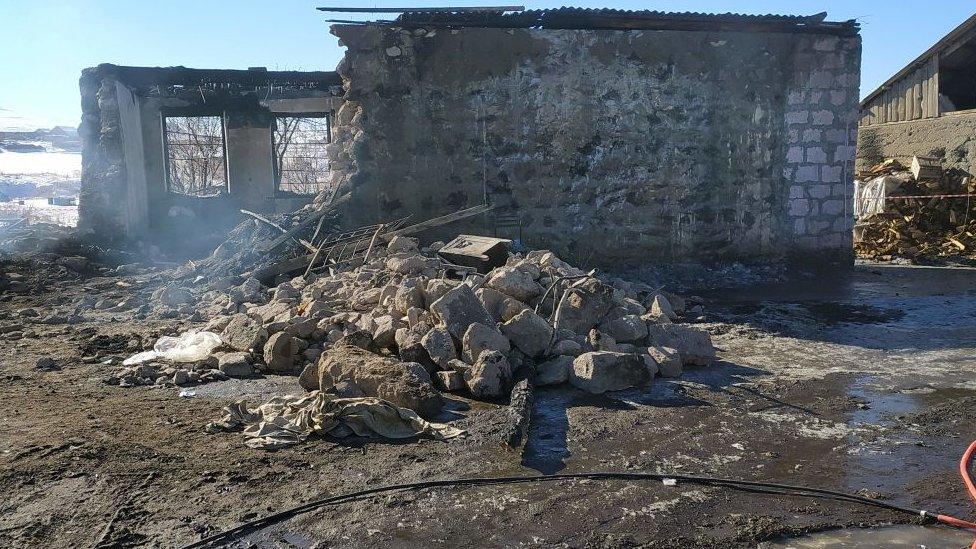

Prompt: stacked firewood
[854,159,976,263]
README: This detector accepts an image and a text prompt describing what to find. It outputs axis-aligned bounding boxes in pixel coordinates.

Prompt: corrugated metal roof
[329,6,859,35]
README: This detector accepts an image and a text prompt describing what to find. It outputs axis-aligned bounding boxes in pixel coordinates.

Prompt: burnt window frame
[270,111,334,197]
[160,109,229,198]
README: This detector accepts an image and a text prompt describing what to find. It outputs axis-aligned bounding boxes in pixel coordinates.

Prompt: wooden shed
[860,13,976,126]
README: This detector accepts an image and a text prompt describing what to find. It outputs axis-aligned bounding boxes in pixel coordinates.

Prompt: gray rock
[553,278,614,334]
[552,339,583,357]
[372,315,402,350]
[603,314,648,342]
[173,369,190,385]
[647,345,682,377]
[284,316,318,339]
[461,322,510,364]
[420,326,457,369]
[387,235,420,254]
[485,266,544,302]
[464,350,511,399]
[311,345,443,418]
[35,357,59,371]
[217,352,254,378]
[476,287,530,323]
[646,324,716,366]
[435,369,465,391]
[337,330,376,352]
[395,323,431,364]
[570,351,651,394]
[535,355,573,386]
[263,332,296,374]
[393,283,425,314]
[221,314,268,352]
[649,294,677,321]
[587,328,616,351]
[429,284,495,340]
[500,309,553,358]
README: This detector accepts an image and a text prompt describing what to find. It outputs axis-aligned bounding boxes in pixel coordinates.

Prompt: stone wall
[330,25,861,266]
[79,71,128,242]
[856,113,976,175]
[783,35,861,255]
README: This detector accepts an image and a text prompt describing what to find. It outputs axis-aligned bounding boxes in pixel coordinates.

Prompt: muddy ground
[2,259,976,548]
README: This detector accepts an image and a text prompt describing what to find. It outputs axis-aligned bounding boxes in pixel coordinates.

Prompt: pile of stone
[105,358,238,388]
[126,234,715,418]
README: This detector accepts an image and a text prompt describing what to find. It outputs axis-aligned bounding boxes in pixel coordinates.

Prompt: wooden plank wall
[860,53,939,126]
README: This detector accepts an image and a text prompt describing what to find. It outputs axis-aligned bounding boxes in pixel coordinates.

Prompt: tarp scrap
[206,391,466,449]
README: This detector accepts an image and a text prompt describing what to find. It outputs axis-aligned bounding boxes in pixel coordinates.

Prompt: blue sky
[0,1,972,130]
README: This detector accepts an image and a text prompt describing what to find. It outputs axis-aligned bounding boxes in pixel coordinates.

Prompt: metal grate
[273,115,333,195]
[163,116,227,197]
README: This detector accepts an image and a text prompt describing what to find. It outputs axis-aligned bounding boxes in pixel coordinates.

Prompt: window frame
[270,111,334,197]
[160,110,229,198]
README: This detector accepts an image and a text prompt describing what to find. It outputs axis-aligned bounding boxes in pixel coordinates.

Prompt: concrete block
[788,91,804,105]
[802,129,822,143]
[832,183,848,197]
[809,70,834,88]
[809,184,831,199]
[808,91,823,105]
[793,217,807,235]
[787,146,804,163]
[806,147,827,163]
[786,111,809,125]
[825,129,848,143]
[811,110,835,126]
[834,145,855,162]
[820,199,846,216]
[830,90,847,106]
[821,165,842,183]
[789,185,805,199]
[795,165,820,183]
[789,198,809,217]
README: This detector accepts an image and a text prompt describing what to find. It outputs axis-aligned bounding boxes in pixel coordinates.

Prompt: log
[502,377,534,450]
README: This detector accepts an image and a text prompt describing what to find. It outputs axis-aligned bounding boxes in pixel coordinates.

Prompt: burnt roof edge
[83,63,343,90]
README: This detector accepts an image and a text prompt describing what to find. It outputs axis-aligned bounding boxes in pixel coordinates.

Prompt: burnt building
[857,13,976,174]
[78,65,343,252]
[80,7,862,265]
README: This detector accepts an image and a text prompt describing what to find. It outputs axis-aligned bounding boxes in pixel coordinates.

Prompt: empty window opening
[163,116,227,197]
[939,33,976,113]
[273,114,332,195]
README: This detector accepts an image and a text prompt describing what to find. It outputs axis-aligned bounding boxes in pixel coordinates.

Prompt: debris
[910,155,942,181]
[206,391,465,450]
[438,234,512,272]
[855,158,976,263]
[502,378,534,449]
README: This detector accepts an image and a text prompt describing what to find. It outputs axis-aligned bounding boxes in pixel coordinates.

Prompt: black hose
[180,471,934,548]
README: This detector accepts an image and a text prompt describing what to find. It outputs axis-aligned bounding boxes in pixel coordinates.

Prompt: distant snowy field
[0,146,81,227]
[0,148,81,176]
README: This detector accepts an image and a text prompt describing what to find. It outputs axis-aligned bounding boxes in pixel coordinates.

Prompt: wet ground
[2,262,976,547]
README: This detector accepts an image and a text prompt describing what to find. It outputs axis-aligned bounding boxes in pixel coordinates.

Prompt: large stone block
[570,352,651,394]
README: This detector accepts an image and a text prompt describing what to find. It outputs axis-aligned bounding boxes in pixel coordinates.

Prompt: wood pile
[854,158,976,263]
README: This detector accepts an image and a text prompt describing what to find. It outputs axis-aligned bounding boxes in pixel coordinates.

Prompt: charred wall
[78,64,342,252]
[329,25,861,266]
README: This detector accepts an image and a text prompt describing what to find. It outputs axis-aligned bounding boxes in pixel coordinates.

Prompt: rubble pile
[855,158,976,263]
[116,231,716,422]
